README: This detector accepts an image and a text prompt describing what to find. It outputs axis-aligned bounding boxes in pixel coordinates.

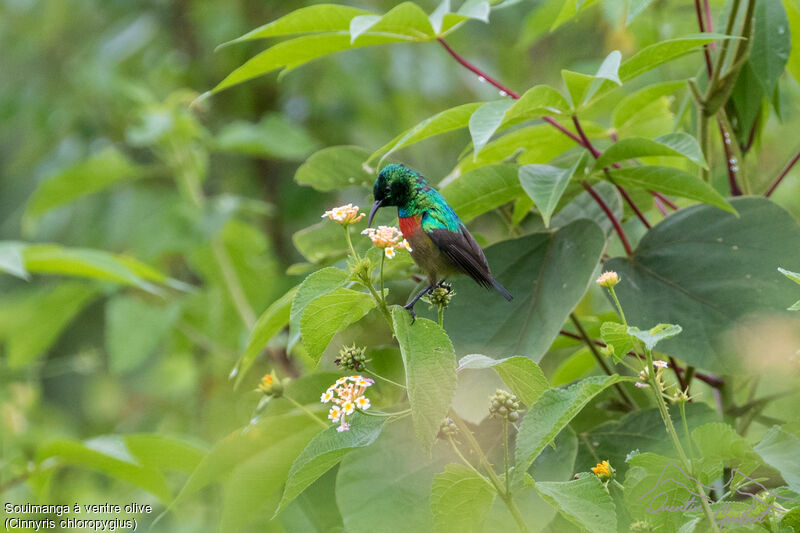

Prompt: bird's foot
[403,302,418,324]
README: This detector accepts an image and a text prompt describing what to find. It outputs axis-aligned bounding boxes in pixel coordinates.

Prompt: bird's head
[369,163,423,226]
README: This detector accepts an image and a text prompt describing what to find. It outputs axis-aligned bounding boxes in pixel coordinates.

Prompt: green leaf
[457,354,549,406]
[606,197,800,372]
[215,115,319,161]
[779,267,800,310]
[173,414,319,510]
[430,0,491,35]
[535,475,617,533]
[612,80,687,130]
[599,321,634,362]
[207,34,402,97]
[445,220,605,361]
[105,296,179,374]
[37,436,172,503]
[123,434,206,474]
[551,181,623,238]
[295,146,372,191]
[233,287,296,388]
[606,166,734,214]
[337,420,440,532]
[594,133,707,170]
[562,69,596,108]
[504,85,571,122]
[277,416,385,514]
[751,0,791,97]
[1,283,98,368]
[576,404,718,478]
[692,422,760,471]
[515,375,633,478]
[440,164,521,223]
[784,0,800,83]
[754,426,800,493]
[350,2,435,44]
[20,244,175,293]
[372,103,482,162]
[392,308,458,452]
[0,241,28,280]
[469,99,515,158]
[586,50,622,101]
[627,0,656,23]
[431,464,496,533]
[551,0,599,30]
[627,323,682,351]
[619,34,736,82]
[301,288,376,362]
[220,4,372,46]
[289,268,350,351]
[293,221,355,264]
[519,156,582,227]
[25,147,139,219]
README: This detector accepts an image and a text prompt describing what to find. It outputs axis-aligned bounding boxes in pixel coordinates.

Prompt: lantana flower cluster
[320,375,374,432]
[321,204,364,225]
[361,226,412,259]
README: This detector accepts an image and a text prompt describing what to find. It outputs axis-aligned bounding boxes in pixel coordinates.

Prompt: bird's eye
[385,185,391,192]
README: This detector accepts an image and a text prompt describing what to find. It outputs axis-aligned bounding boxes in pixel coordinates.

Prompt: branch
[437,38,519,98]
[558,331,724,388]
[582,182,633,255]
[766,149,800,197]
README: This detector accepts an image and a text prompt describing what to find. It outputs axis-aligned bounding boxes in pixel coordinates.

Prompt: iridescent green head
[368,164,427,226]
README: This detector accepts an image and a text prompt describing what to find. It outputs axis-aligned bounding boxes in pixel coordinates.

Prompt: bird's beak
[368,199,383,227]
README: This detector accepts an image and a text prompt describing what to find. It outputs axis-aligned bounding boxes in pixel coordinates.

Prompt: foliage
[2,1,800,532]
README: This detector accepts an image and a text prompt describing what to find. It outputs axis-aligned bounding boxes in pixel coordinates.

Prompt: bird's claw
[404,303,417,324]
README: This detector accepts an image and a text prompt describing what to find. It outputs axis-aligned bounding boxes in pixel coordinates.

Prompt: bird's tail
[491,278,513,301]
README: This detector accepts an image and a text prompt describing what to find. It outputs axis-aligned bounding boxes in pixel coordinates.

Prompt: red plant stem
[437,38,520,99]
[654,196,669,216]
[694,0,714,76]
[766,149,800,197]
[704,0,716,49]
[438,38,646,244]
[582,182,633,255]
[718,117,742,196]
[558,331,723,388]
[573,116,652,229]
[653,192,679,210]
[669,356,687,391]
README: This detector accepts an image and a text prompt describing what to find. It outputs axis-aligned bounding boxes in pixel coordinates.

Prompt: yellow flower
[596,271,620,288]
[591,460,615,481]
[321,204,365,225]
[257,371,284,397]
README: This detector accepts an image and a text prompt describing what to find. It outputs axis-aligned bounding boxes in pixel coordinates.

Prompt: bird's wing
[424,211,493,288]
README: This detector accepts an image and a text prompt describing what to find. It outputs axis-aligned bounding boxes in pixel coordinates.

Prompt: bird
[368,163,512,321]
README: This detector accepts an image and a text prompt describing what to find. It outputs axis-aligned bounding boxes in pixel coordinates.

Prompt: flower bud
[438,417,459,438]
[257,371,285,398]
[335,344,368,371]
[488,389,521,421]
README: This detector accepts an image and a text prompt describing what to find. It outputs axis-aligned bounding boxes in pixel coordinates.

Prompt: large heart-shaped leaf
[535,475,617,533]
[606,197,800,373]
[392,308,458,452]
[444,219,605,361]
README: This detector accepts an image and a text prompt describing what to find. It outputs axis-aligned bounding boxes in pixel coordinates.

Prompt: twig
[437,38,519,98]
[582,182,633,255]
[569,314,636,409]
[765,149,800,197]
[694,0,714,76]
[669,356,688,391]
[558,331,723,388]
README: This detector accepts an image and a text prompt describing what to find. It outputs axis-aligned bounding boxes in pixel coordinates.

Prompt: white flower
[635,382,649,389]
[355,377,372,388]
[653,360,669,369]
[320,390,334,403]
[328,407,341,422]
[342,400,355,415]
[321,204,364,225]
[596,271,620,288]
[356,396,371,410]
[384,247,396,259]
[336,376,348,385]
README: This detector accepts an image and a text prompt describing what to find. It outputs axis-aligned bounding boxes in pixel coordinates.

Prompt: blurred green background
[2,0,799,531]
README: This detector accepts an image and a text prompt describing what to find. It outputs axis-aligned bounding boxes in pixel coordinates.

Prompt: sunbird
[368,163,512,320]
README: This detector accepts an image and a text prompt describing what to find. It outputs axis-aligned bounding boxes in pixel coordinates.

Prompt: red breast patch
[398,216,422,239]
